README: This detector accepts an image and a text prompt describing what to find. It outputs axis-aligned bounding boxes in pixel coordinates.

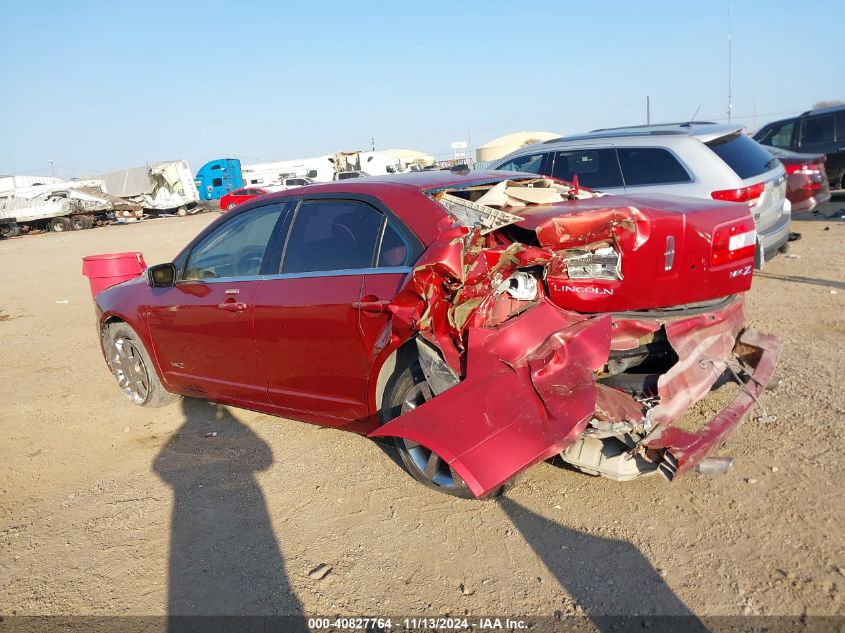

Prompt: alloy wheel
[111,337,150,404]
[400,381,465,490]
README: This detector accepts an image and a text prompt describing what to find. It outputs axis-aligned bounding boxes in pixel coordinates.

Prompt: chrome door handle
[217,301,247,312]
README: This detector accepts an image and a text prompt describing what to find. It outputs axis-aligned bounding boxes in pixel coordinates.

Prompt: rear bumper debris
[641,328,783,480]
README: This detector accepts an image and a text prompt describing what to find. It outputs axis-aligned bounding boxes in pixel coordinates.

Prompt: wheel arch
[371,337,420,421]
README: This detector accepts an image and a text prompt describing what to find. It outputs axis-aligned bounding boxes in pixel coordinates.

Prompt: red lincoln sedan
[219,187,269,211]
[93,170,781,498]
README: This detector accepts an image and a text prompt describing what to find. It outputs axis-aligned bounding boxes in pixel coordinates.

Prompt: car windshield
[706,132,780,179]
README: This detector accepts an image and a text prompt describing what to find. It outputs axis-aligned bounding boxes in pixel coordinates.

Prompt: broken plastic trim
[564,247,622,281]
[438,193,524,234]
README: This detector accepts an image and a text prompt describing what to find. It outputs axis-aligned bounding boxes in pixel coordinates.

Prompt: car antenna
[682,105,702,127]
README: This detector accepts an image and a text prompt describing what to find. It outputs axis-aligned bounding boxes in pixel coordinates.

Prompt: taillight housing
[784,163,821,176]
[711,217,756,267]
[711,182,765,207]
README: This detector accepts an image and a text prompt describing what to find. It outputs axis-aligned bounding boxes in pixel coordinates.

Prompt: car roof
[800,104,845,117]
[545,122,744,144]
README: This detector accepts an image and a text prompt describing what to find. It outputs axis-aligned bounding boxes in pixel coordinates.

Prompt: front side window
[183,205,283,280]
[617,147,692,186]
[551,148,623,190]
[755,120,795,148]
[800,115,835,146]
[282,200,383,273]
[497,153,546,174]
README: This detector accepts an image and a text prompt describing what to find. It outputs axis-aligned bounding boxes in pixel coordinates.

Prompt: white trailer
[242,156,336,186]
[240,150,404,187]
[94,160,200,215]
[0,179,143,237]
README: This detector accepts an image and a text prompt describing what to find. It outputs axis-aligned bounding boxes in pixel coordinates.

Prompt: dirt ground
[1,199,843,622]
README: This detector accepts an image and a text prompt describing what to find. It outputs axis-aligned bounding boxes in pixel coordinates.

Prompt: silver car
[493,123,790,265]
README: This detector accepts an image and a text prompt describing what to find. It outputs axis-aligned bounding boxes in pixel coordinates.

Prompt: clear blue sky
[1,0,841,178]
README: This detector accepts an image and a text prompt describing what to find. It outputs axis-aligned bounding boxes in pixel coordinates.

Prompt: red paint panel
[146,280,269,404]
[527,198,756,313]
[371,307,612,498]
[253,274,369,422]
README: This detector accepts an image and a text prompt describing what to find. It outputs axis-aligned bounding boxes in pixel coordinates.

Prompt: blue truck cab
[195,158,244,200]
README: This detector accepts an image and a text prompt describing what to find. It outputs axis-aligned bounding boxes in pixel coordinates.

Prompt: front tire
[106,323,181,408]
[381,363,513,499]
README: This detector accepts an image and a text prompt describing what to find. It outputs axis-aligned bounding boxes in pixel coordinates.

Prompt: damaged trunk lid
[512,193,758,313]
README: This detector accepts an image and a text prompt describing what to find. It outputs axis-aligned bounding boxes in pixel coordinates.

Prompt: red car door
[147,203,286,404]
[253,198,398,424]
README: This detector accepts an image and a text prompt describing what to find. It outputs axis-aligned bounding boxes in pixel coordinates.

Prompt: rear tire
[49,216,71,232]
[70,215,87,231]
[381,362,514,499]
[105,322,181,408]
[175,206,188,217]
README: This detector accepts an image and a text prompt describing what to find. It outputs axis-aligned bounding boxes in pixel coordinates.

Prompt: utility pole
[467,131,472,165]
[646,96,650,125]
[727,0,733,123]
[49,159,54,178]
[371,137,375,152]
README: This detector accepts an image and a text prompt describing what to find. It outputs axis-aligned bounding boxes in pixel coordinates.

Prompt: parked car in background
[493,122,790,266]
[765,147,831,213]
[92,170,780,499]
[754,105,845,191]
[267,177,314,191]
[334,171,366,181]
[219,187,269,211]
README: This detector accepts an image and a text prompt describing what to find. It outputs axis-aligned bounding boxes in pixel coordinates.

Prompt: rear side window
[377,220,415,267]
[551,149,623,190]
[282,200,382,273]
[497,153,546,174]
[212,178,223,187]
[617,148,691,186]
[800,115,835,145]
[755,120,795,148]
[706,132,780,179]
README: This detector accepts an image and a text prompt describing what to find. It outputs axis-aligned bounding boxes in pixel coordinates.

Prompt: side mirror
[148,263,177,287]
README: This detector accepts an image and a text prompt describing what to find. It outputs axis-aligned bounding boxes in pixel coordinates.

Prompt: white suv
[493,123,790,265]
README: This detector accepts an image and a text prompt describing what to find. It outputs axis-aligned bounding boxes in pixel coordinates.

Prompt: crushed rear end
[370,177,782,497]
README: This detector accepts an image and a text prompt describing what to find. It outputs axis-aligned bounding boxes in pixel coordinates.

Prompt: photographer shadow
[153,397,307,632]
[499,496,709,633]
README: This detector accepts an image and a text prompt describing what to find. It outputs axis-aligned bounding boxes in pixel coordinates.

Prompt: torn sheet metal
[372,304,611,497]
[643,328,783,479]
[369,178,780,496]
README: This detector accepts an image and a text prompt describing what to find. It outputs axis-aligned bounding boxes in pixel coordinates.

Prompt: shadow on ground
[499,496,709,632]
[755,271,845,290]
[153,398,307,631]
